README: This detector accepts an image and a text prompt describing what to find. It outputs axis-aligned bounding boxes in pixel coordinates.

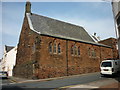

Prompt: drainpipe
[100,46,102,63]
[66,40,69,76]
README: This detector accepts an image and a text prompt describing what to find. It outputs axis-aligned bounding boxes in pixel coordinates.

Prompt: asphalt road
[1,72,119,89]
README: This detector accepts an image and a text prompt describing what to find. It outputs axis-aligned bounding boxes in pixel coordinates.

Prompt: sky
[0,1,116,58]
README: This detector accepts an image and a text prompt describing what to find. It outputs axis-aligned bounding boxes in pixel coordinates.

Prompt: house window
[71,45,74,55]
[74,45,77,55]
[58,43,61,54]
[78,46,80,56]
[54,43,57,53]
[49,42,52,53]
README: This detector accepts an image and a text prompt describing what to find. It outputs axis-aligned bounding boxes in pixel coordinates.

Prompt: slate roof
[27,13,95,42]
[5,45,14,52]
[26,13,111,48]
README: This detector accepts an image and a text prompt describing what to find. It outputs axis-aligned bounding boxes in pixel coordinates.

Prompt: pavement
[7,72,101,84]
[3,72,120,89]
[60,79,119,90]
[8,76,29,83]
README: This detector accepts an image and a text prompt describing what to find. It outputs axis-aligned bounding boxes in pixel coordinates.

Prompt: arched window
[71,45,74,55]
[58,43,61,54]
[54,43,57,53]
[91,49,96,57]
[78,46,80,56]
[49,42,52,53]
[74,45,77,55]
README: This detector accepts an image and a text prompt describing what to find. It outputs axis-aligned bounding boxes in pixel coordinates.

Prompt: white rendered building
[112,0,120,58]
[1,45,17,76]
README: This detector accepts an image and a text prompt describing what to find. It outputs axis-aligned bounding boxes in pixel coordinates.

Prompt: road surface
[1,72,120,89]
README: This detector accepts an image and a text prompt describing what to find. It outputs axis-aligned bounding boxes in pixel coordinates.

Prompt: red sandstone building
[14,2,116,79]
[99,38,119,59]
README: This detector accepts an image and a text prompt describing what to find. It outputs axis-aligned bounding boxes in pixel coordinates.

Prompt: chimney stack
[25,0,31,13]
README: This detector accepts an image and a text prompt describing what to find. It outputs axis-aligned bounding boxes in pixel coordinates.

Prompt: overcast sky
[1,1,116,58]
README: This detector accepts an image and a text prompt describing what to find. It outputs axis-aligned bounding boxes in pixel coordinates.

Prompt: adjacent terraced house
[14,1,115,79]
[1,45,17,76]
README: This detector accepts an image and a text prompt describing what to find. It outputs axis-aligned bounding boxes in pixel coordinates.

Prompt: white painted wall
[112,0,120,58]
[6,46,17,76]
[112,1,120,17]
[1,46,17,76]
[0,46,7,71]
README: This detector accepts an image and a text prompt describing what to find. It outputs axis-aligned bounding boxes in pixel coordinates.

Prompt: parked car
[100,59,120,76]
[0,71,8,79]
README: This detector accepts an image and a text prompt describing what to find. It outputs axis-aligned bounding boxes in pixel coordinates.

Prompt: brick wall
[99,38,119,59]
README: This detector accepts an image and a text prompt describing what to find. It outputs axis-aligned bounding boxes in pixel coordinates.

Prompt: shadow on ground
[2,86,54,90]
[2,86,24,90]
[101,72,120,89]
[101,72,120,80]
[114,72,120,89]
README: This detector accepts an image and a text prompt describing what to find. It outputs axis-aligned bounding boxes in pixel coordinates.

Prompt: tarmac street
[1,72,120,89]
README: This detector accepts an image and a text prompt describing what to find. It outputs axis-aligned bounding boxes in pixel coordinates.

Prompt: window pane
[74,45,77,55]
[71,45,74,55]
[78,47,80,55]
[101,62,112,67]
[49,42,52,53]
[58,43,61,54]
[88,48,91,56]
[54,43,56,53]
[91,49,96,57]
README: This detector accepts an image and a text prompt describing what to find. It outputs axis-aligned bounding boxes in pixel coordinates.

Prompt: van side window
[115,62,117,65]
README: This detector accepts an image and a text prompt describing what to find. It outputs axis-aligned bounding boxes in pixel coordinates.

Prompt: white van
[100,60,120,75]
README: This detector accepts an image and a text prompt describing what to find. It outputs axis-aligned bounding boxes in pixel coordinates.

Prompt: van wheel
[100,73,104,77]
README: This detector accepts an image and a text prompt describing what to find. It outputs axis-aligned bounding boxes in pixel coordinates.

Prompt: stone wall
[13,16,40,79]
[67,41,101,75]
[37,36,113,78]
[14,15,114,79]
[99,38,119,59]
[37,36,67,79]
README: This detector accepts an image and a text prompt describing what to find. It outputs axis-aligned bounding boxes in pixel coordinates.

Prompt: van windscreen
[101,62,112,67]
